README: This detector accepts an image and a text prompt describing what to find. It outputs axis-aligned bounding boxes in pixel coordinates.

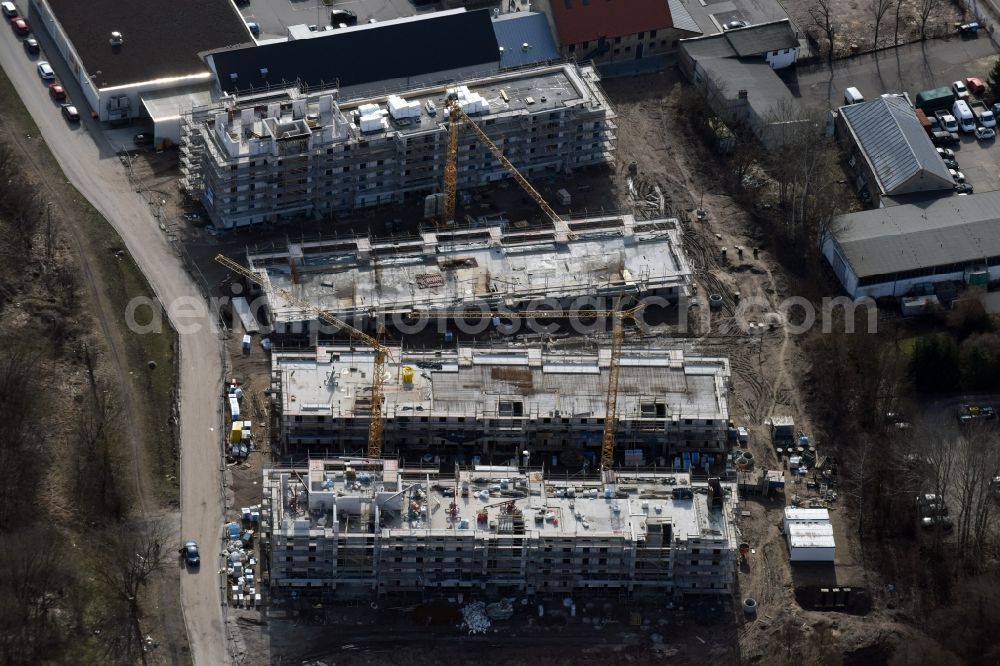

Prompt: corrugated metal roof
[841,95,954,196]
[722,20,798,57]
[832,191,1000,278]
[493,12,560,68]
[667,0,701,35]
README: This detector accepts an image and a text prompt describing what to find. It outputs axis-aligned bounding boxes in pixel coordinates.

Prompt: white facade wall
[823,235,1000,299]
[29,0,100,115]
[764,48,797,70]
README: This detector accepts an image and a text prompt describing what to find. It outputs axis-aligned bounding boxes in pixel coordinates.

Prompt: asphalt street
[0,16,228,666]
[787,35,1000,111]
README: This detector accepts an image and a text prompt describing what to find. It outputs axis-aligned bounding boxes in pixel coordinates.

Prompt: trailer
[915,86,956,114]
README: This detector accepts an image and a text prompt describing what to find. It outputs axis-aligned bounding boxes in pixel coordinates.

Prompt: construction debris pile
[461,601,491,634]
[225,514,261,609]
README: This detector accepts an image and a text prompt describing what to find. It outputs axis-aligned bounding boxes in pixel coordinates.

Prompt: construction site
[270,345,731,463]
[241,212,690,330]
[179,61,616,230]
[199,49,841,660]
[260,458,738,604]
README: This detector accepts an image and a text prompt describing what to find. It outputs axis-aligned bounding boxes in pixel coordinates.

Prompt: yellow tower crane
[442,94,564,227]
[215,254,389,459]
[422,303,643,472]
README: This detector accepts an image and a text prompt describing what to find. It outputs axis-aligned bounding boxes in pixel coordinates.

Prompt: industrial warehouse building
[29,0,249,126]
[242,214,689,328]
[260,458,738,602]
[270,345,731,463]
[180,60,616,229]
[836,95,955,208]
[823,191,1000,298]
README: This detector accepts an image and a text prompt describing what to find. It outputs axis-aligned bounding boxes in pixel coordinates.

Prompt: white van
[844,87,864,105]
[952,99,976,133]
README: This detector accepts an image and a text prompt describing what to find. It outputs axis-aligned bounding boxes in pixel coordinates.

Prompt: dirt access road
[0,26,229,666]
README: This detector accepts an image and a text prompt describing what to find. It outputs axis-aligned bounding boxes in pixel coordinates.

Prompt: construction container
[915,86,956,113]
[230,422,242,443]
[242,334,251,354]
[401,365,415,384]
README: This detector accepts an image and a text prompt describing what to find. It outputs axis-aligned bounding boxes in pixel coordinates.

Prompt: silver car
[36,60,54,80]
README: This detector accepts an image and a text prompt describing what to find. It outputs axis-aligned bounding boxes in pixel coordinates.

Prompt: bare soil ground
[782,0,964,57]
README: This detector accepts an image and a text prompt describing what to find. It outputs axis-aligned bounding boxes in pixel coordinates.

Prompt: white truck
[952,99,977,133]
[970,100,996,128]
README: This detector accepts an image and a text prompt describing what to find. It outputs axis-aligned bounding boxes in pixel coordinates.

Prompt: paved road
[787,35,1000,111]
[0,22,228,666]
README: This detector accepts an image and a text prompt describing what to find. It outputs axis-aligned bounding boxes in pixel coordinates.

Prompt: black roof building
[205,10,501,96]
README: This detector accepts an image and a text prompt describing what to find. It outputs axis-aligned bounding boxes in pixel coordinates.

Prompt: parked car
[330,8,358,26]
[931,130,960,146]
[958,21,980,36]
[949,169,966,183]
[960,403,995,421]
[246,21,259,36]
[181,541,200,567]
[922,515,954,530]
[943,158,959,170]
[60,103,79,122]
[36,60,54,80]
[936,147,955,159]
[47,83,65,100]
[952,80,970,100]
[934,109,959,133]
[10,16,28,35]
[723,20,748,30]
[966,76,986,96]
[22,36,37,54]
[133,132,152,146]
[976,126,996,141]
[1,1,17,18]
[955,182,974,194]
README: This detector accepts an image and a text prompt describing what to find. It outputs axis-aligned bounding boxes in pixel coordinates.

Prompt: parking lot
[788,36,1000,194]
[238,0,429,40]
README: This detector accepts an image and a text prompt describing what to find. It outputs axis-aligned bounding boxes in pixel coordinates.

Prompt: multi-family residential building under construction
[260,458,739,604]
[179,61,616,230]
[269,345,731,466]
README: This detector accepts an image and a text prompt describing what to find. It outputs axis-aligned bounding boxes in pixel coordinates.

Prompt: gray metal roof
[493,12,560,68]
[667,0,701,35]
[697,56,800,121]
[832,191,1000,278]
[840,95,954,196]
[722,20,798,57]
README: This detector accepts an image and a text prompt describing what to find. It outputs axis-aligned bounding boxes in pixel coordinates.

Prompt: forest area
[0,123,180,665]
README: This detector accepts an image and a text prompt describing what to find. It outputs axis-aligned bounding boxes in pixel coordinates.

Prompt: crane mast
[214,254,387,459]
[442,96,564,227]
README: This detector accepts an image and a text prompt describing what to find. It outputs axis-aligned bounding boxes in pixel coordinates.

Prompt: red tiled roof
[550,0,674,46]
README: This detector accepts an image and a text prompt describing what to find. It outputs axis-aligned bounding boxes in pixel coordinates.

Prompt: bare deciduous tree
[893,0,904,46]
[871,0,895,50]
[918,0,936,40]
[808,0,836,60]
[93,520,171,665]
